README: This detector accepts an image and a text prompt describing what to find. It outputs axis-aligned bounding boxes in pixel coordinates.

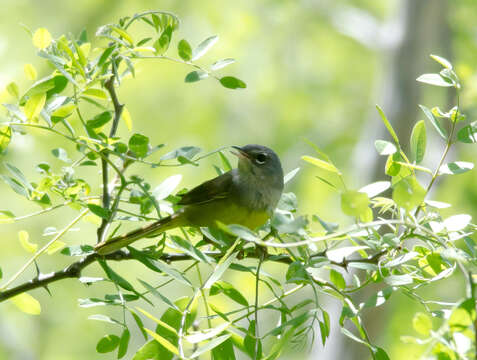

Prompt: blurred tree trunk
[313,1,452,359]
[349,1,452,359]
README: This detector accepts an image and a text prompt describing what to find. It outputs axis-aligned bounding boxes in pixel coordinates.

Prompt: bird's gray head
[232,144,284,191]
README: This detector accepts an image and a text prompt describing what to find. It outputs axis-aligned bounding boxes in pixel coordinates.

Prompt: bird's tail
[95,213,184,255]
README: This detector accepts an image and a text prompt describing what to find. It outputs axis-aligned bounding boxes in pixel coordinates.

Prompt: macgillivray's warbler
[95,144,284,255]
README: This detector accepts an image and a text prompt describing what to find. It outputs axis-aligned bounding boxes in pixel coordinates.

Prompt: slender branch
[97,73,125,243]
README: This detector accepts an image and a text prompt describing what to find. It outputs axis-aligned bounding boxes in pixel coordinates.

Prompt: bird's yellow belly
[183,200,270,230]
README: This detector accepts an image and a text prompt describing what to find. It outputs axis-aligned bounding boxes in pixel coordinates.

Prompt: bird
[95,144,284,255]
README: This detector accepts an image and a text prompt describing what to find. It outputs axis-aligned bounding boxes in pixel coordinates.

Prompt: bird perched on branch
[95,144,284,255]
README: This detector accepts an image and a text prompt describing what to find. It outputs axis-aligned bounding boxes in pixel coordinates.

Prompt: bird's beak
[231,146,250,159]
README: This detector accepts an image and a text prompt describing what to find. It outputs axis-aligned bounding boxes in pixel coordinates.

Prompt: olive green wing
[178,170,234,206]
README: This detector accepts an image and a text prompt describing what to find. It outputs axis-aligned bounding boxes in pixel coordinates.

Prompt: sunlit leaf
[341,190,369,217]
[96,334,120,353]
[0,126,12,154]
[443,214,471,232]
[374,140,397,155]
[185,71,209,83]
[144,328,179,356]
[10,292,41,315]
[129,133,149,158]
[412,312,432,335]
[122,107,133,131]
[376,105,399,144]
[82,88,108,99]
[302,155,340,174]
[457,121,477,143]
[358,181,390,198]
[439,161,474,175]
[192,35,218,61]
[416,73,453,87]
[410,120,426,164]
[392,177,425,211]
[24,64,37,80]
[211,58,235,71]
[177,39,192,61]
[430,54,452,69]
[153,175,182,201]
[18,230,37,253]
[24,93,46,121]
[32,28,52,49]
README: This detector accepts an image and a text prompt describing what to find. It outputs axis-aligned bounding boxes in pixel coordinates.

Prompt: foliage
[0,11,476,360]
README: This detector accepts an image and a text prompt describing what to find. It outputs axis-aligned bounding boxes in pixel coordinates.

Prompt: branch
[0,244,388,303]
[97,73,125,243]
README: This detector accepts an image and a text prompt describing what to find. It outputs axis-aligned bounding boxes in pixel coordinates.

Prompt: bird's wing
[177,170,234,205]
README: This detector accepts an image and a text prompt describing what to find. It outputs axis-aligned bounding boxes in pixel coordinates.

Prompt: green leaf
[190,334,232,359]
[153,175,182,200]
[203,251,239,289]
[211,58,235,71]
[118,329,130,359]
[384,274,413,286]
[86,111,112,129]
[430,54,452,69]
[302,155,340,174]
[6,82,20,98]
[419,105,447,140]
[138,279,179,311]
[211,337,236,360]
[160,146,201,161]
[192,35,219,61]
[376,105,399,144]
[144,328,179,356]
[209,281,248,306]
[21,75,68,103]
[186,323,231,344]
[132,340,164,360]
[24,93,46,121]
[129,133,149,158]
[61,245,94,256]
[10,292,41,315]
[375,347,391,360]
[416,73,453,87]
[111,26,134,46]
[82,88,108,99]
[185,70,209,83]
[410,120,426,164]
[341,190,369,217]
[169,235,211,263]
[244,321,262,360]
[412,312,432,335]
[135,255,192,286]
[457,121,477,143]
[219,76,246,89]
[177,39,192,61]
[0,210,15,224]
[18,230,37,253]
[0,126,12,153]
[443,214,472,232]
[51,148,71,163]
[358,181,390,198]
[52,103,76,118]
[330,269,346,290]
[129,308,148,341]
[96,334,120,353]
[153,26,172,55]
[32,28,52,49]
[5,163,32,191]
[88,314,122,325]
[374,140,397,155]
[392,177,425,211]
[439,161,474,175]
[286,261,308,284]
[24,64,37,80]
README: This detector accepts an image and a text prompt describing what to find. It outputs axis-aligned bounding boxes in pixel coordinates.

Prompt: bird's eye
[255,153,268,165]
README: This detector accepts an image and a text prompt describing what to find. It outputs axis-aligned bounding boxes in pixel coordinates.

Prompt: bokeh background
[0,0,476,359]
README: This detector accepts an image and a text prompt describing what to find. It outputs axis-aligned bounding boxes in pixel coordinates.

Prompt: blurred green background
[0,0,476,359]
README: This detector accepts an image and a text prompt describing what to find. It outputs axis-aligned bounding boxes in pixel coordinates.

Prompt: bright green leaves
[439,161,474,175]
[128,133,150,158]
[219,76,246,89]
[392,177,425,211]
[192,35,218,61]
[6,82,20,98]
[329,269,346,290]
[457,121,477,143]
[154,26,173,55]
[86,111,112,130]
[419,104,447,140]
[302,155,340,174]
[416,73,454,87]
[185,71,209,83]
[24,64,37,81]
[410,120,426,164]
[18,230,37,253]
[177,39,192,61]
[341,190,370,220]
[376,105,399,145]
[0,126,12,154]
[96,334,120,353]
[209,281,249,306]
[374,140,396,155]
[412,312,432,336]
[32,28,52,50]
[10,292,41,315]
[24,93,46,121]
